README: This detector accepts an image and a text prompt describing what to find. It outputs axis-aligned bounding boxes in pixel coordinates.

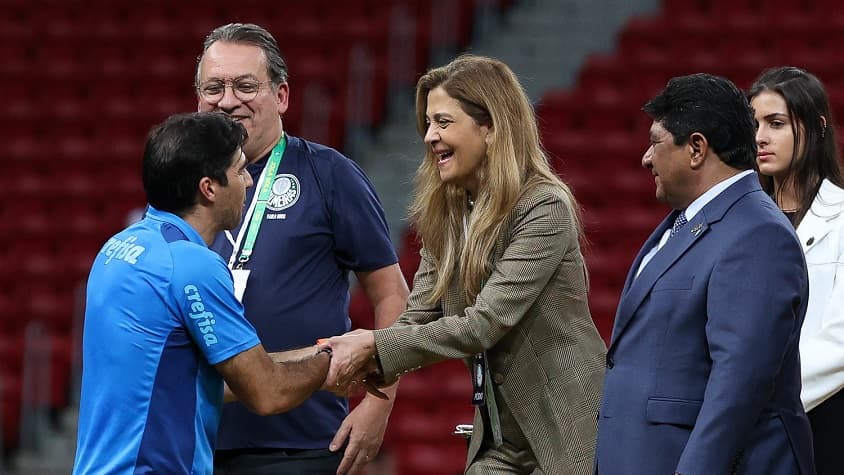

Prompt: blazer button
[492,373,505,385]
[606,355,615,369]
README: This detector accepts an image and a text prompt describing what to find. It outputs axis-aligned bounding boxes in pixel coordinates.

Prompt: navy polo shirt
[211,135,398,450]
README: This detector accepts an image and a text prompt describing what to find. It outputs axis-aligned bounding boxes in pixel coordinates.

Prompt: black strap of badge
[472,351,503,447]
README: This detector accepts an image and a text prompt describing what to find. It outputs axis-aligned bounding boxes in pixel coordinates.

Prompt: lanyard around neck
[230,135,287,268]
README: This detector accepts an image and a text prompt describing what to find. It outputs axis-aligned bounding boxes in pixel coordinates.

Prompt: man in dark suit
[595,74,815,475]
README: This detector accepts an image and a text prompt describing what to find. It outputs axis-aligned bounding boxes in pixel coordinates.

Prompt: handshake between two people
[319,329,390,400]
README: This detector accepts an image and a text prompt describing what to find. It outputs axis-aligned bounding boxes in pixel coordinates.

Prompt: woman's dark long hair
[748,66,844,226]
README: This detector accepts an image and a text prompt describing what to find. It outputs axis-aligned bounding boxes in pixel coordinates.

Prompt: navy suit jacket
[596,174,815,475]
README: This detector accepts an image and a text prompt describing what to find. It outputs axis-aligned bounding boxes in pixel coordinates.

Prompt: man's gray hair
[195,23,288,86]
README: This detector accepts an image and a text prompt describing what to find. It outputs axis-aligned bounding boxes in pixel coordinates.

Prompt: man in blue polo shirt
[73,112,337,475]
[196,24,409,475]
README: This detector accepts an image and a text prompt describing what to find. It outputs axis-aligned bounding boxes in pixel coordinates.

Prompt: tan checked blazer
[374,183,606,474]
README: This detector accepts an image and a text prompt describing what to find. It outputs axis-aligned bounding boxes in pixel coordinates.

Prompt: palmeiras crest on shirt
[267,174,301,211]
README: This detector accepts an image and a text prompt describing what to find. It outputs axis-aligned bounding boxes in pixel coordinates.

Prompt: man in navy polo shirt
[196,23,409,475]
[73,112,337,475]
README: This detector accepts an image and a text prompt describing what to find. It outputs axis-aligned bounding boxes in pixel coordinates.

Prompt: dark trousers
[808,388,844,475]
[214,448,342,475]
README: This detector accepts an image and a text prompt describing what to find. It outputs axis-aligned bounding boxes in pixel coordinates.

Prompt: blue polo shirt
[74,206,260,475]
[211,135,397,450]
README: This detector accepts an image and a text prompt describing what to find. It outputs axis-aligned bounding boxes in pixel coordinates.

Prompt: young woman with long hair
[749,66,844,475]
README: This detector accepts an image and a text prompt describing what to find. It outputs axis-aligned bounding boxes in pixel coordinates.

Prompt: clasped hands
[319,329,389,400]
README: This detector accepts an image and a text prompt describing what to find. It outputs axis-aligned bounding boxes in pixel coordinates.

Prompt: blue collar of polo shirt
[145,205,207,247]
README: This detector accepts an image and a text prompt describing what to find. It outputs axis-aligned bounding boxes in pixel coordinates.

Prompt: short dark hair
[142,112,247,214]
[196,23,288,86]
[748,66,844,225]
[644,73,757,170]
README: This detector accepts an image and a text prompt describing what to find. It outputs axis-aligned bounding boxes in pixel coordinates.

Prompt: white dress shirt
[636,170,755,278]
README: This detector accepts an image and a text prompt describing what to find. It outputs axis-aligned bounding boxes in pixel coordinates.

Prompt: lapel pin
[690,223,703,236]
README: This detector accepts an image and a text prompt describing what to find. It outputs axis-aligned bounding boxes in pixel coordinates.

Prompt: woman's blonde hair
[411,54,583,304]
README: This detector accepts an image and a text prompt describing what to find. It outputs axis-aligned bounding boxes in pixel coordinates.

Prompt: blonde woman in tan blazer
[327,55,606,475]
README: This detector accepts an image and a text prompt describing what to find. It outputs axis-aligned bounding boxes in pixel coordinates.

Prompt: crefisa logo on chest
[266,174,300,219]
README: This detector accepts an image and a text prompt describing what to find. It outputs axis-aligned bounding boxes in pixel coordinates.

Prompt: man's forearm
[222,349,330,407]
[223,382,236,403]
[374,295,406,329]
[357,264,409,329]
[267,350,331,413]
[269,345,320,363]
[216,344,333,416]
[364,380,398,405]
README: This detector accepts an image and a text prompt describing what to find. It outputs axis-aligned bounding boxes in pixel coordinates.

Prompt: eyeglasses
[196,78,269,104]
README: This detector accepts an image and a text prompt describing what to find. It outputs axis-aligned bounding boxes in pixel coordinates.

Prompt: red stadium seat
[1,371,23,449]
[393,440,468,475]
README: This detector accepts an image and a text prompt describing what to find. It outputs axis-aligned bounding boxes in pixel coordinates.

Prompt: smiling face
[423,86,490,196]
[197,41,289,163]
[642,121,694,209]
[751,90,800,182]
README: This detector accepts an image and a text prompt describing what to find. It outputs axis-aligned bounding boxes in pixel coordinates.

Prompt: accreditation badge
[472,353,486,406]
[232,269,251,302]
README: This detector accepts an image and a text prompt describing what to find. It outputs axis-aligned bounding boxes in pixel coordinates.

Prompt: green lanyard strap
[236,135,287,267]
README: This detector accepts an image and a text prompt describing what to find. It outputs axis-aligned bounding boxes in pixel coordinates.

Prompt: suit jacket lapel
[609,173,762,350]
[609,212,673,341]
[619,213,675,301]
[610,213,709,348]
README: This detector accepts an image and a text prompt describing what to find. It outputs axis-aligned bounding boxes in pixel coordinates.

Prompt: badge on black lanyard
[472,352,486,406]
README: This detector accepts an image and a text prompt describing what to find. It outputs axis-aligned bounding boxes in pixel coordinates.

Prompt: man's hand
[329,386,397,475]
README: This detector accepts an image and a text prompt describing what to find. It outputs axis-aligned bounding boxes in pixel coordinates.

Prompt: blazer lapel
[609,213,674,339]
[796,210,832,253]
[620,213,674,298]
[610,213,709,347]
[797,180,844,253]
[609,173,762,350]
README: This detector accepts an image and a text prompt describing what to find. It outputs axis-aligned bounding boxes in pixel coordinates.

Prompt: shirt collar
[145,205,207,247]
[248,133,290,172]
[684,169,755,220]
